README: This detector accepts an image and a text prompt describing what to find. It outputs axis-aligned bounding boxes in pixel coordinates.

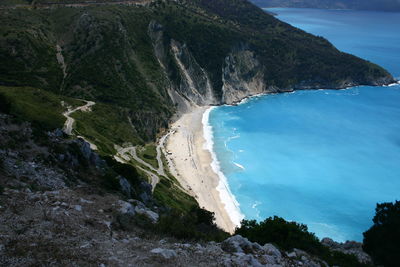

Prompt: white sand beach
[165,106,243,233]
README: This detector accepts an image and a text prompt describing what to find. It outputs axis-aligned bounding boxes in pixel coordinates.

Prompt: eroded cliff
[0,0,395,144]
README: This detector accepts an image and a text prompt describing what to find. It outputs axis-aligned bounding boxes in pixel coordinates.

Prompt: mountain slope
[0,0,394,146]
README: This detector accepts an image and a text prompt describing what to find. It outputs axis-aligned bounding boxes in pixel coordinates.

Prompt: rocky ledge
[0,184,371,266]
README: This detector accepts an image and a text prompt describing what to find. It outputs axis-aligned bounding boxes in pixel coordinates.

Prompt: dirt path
[137,166,159,192]
[155,134,170,177]
[114,147,160,192]
[62,100,95,136]
[157,131,179,177]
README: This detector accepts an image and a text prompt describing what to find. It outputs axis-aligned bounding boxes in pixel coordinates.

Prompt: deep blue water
[209,8,400,242]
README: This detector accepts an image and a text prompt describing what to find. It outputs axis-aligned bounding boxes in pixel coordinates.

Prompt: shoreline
[162,82,400,234]
[165,106,242,233]
[202,107,245,228]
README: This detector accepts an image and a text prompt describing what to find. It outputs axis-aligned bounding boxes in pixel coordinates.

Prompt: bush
[104,156,143,188]
[0,93,11,114]
[236,216,323,254]
[363,201,400,267]
[236,216,365,267]
[0,157,4,171]
[154,206,229,242]
[100,172,121,192]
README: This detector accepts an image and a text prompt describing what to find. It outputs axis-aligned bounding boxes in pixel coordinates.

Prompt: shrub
[104,156,143,188]
[154,206,229,242]
[0,157,4,171]
[0,93,11,114]
[236,216,365,267]
[363,201,400,267]
[113,213,153,231]
[100,172,120,192]
[236,216,323,254]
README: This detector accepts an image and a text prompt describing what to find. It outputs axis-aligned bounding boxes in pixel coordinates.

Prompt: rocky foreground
[0,113,371,266]
[0,185,370,266]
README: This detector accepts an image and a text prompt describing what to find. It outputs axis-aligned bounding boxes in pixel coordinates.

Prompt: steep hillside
[0,0,394,147]
[0,1,391,265]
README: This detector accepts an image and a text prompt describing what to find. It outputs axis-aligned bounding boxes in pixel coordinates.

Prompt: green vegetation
[0,92,11,114]
[0,0,396,256]
[236,216,366,267]
[0,86,80,130]
[136,144,158,169]
[194,0,392,89]
[153,175,198,214]
[363,201,400,267]
[154,206,229,241]
[0,0,393,145]
[102,157,147,196]
[0,0,29,6]
[72,103,143,155]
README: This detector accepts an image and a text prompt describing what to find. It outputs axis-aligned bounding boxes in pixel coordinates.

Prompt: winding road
[61,99,177,193]
[114,131,174,192]
[61,99,168,192]
[62,100,95,135]
[114,147,161,192]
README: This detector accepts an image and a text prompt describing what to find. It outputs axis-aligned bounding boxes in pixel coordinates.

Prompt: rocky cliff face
[221,45,267,104]
[0,0,395,141]
[148,20,217,115]
[170,40,217,106]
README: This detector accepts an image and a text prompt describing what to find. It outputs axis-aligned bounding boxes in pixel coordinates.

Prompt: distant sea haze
[250,0,400,12]
[207,8,400,242]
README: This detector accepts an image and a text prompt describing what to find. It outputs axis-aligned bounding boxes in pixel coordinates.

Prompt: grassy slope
[0,86,80,130]
[0,0,395,219]
[154,176,198,214]
[72,103,143,155]
[136,144,159,169]
[0,85,197,214]
[0,2,393,111]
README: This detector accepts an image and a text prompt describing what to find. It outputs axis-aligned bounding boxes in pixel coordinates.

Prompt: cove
[209,8,400,242]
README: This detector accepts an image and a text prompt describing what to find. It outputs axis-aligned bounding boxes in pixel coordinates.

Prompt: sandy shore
[165,106,240,233]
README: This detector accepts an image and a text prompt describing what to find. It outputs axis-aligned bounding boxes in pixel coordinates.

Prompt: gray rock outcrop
[150,248,177,260]
[321,237,372,264]
[222,45,267,104]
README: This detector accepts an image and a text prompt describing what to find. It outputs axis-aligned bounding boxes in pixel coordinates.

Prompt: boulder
[221,235,259,254]
[74,205,82,212]
[74,139,105,168]
[118,200,135,216]
[321,237,372,264]
[135,206,159,223]
[229,253,263,267]
[139,181,152,203]
[261,254,279,265]
[150,248,177,260]
[118,176,135,198]
[263,243,282,259]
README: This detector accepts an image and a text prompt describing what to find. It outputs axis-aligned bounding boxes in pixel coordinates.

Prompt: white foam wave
[386,81,400,87]
[251,201,262,220]
[233,162,245,170]
[202,107,245,227]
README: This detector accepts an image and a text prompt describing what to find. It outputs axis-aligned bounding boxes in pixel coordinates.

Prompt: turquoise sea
[208,8,400,242]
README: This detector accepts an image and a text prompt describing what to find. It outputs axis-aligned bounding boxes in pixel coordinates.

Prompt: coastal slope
[165,107,244,233]
[0,0,396,232]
